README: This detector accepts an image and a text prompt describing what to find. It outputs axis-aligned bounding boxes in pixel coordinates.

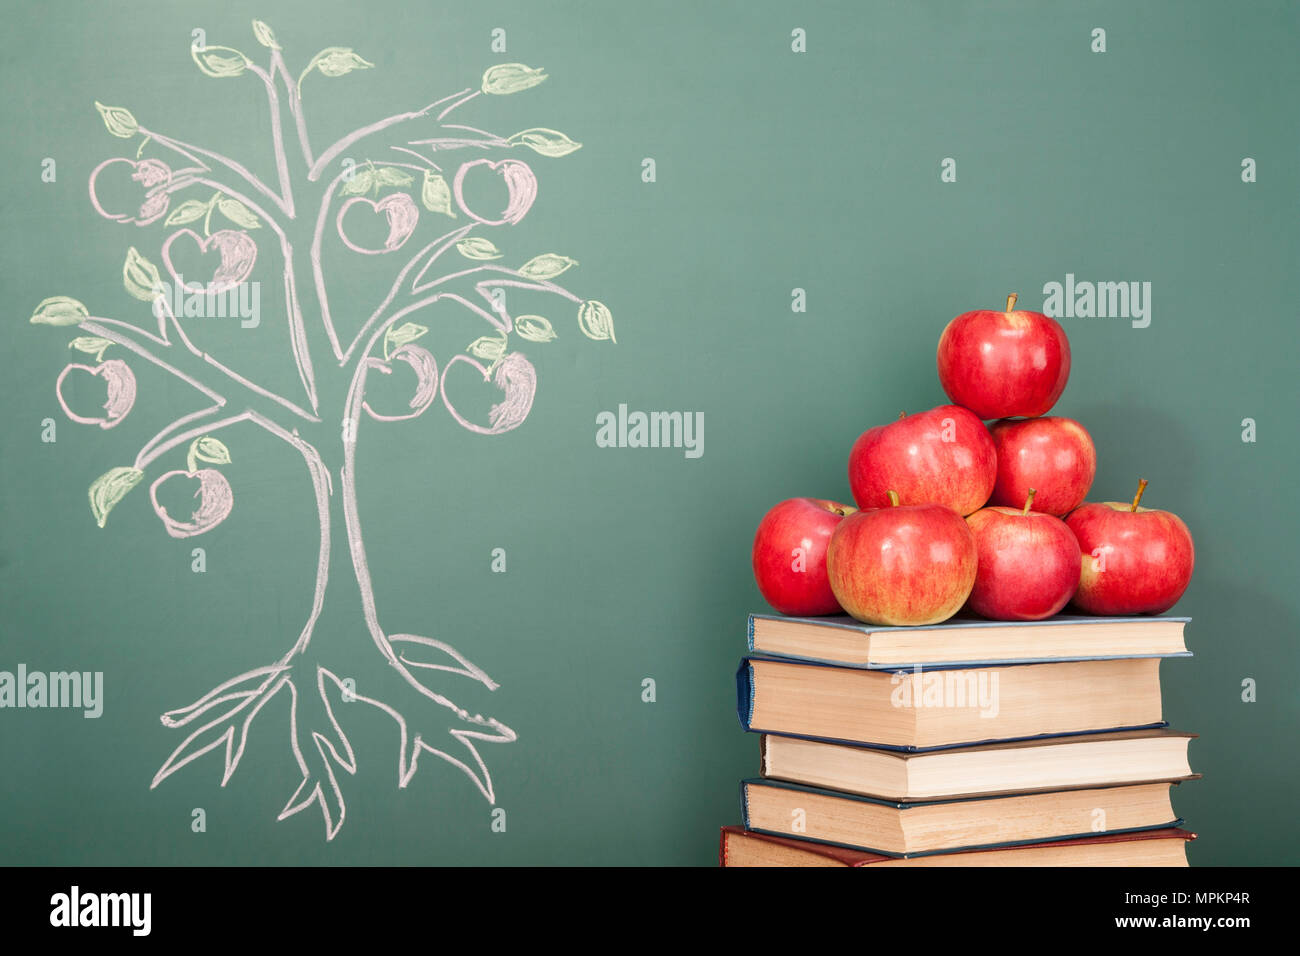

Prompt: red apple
[937,293,1071,420]
[848,404,996,516]
[827,491,977,626]
[966,489,1082,621]
[752,498,858,616]
[1066,480,1195,615]
[988,416,1096,516]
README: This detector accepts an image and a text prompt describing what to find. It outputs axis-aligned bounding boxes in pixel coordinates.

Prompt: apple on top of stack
[753,294,1194,626]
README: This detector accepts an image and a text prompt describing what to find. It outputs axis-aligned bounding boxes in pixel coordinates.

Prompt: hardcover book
[741,778,1184,857]
[759,729,1198,800]
[720,825,1196,867]
[737,656,1165,749]
[747,612,1190,669]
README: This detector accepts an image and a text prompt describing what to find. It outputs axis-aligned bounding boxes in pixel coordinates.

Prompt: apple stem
[1006,293,1018,313]
[886,490,900,508]
[898,410,907,421]
[1022,488,1036,516]
[1130,478,1149,512]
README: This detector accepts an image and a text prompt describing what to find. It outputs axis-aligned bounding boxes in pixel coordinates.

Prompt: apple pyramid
[752,293,1194,626]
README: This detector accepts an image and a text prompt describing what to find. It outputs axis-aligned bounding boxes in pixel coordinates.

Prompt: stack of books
[722,613,1199,866]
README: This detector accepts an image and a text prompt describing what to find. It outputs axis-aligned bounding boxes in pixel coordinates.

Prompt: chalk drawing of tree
[31,21,614,839]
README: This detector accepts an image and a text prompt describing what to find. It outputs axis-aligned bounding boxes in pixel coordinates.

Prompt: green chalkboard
[1,0,1297,865]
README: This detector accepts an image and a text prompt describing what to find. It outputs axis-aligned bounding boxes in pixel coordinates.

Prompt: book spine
[747,615,756,653]
[735,660,756,731]
[739,780,753,829]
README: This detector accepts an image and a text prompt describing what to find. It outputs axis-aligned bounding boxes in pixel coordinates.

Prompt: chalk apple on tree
[55,359,137,429]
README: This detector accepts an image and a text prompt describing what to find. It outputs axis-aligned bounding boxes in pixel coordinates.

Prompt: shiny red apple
[937,293,1071,420]
[988,416,1096,516]
[848,404,996,516]
[966,489,1082,621]
[752,497,857,616]
[1066,480,1195,615]
[827,491,977,626]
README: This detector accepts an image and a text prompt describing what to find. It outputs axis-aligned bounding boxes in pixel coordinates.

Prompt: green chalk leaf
[89,466,144,528]
[514,315,556,343]
[518,254,577,281]
[507,127,581,158]
[30,296,89,327]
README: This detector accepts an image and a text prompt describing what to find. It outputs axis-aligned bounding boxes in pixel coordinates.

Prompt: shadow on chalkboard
[1067,402,1198,504]
[1161,576,1299,866]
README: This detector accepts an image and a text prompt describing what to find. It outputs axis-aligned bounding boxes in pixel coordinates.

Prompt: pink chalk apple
[453,159,537,226]
[162,228,258,293]
[55,359,137,429]
[150,468,234,538]
[440,352,536,435]
[337,192,420,254]
[362,344,440,422]
[88,157,173,226]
